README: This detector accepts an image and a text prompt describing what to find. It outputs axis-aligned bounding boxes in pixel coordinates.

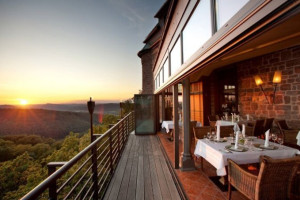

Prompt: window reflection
[170,37,181,75]
[160,68,163,86]
[163,58,169,83]
[216,0,249,30]
[183,0,212,63]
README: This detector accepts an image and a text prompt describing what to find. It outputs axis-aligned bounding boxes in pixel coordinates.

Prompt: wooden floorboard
[104,134,181,200]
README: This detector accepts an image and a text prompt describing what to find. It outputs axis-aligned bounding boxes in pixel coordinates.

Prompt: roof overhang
[155,1,300,93]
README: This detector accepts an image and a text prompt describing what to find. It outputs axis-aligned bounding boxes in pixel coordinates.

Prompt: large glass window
[183,0,212,63]
[163,58,169,83]
[159,68,163,86]
[190,82,204,125]
[170,37,181,75]
[216,0,249,30]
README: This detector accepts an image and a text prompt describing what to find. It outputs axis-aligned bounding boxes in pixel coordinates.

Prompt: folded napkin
[242,124,246,137]
[216,125,221,141]
[235,131,240,149]
[264,129,270,147]
[296,131,300,146]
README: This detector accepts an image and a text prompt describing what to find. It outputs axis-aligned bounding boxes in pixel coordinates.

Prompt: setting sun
[20,99,28,105]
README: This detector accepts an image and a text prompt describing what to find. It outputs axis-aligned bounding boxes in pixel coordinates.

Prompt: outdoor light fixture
[254,75,269,104]
[272,71,282,104]
[87,97,95,143]
[254,71,282,104]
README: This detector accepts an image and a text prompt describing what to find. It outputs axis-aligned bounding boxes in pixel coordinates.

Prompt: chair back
[264,118,274,132]
[220,125,234,137]
[276,120,289,131]
[253,119,265,137]
[190,121,197,143]
[193,126,211,143]
[256,156,300,200]
[208,115,219,122]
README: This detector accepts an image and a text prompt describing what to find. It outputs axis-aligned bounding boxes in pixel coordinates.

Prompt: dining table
[161,120,202,133]
[194,137,300,176]
[215,120,240,132]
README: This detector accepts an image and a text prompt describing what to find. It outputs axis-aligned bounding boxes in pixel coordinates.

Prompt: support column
[181,78,195,171]
[162,91,165,121]
[173,84,179,169]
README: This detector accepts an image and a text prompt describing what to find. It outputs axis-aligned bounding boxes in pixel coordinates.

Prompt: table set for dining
[194,136,299,176]
[161,120,202,133]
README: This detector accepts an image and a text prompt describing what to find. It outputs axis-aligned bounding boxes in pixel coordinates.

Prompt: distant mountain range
[0,103,120,115]
[0,103,121,139]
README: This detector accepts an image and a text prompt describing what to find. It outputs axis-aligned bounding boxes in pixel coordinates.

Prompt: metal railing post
[118,123,121,155]
[91,144,98,199]
[47,162,66,200]
[48,165,57,200]
[109,130,113,173]
[123,120,126,144]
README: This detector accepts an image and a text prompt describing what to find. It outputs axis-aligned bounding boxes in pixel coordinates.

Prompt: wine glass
[207,132,211,140]
[277,136,284,148]
[229,133,234,143]
[271,133,278,143]
[211,131,216,140]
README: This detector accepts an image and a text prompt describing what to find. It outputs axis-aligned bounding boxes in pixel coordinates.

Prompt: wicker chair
[276,120,298,145]
[220,125,234,137]
[208,115,218,131]
[263,118,274,133]
[208,115,219,121]
[193,126,211,169]
[228,156,300,200]
[193,126,211,143]
[179,121,197,143]
[190,121,197,143]
[248,119,265,137]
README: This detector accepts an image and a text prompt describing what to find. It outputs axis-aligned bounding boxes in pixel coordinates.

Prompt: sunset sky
[0,0,164,105]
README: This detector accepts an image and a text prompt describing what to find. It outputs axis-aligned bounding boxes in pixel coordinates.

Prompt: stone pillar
[173,84,179,169]
[181,78,195,171]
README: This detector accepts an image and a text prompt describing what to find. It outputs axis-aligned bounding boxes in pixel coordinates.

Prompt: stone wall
[237,45,300,128]
[140,46,159,94]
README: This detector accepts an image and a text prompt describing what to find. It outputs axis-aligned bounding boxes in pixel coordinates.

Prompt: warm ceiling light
[254,75,263,86]
[273,71,282,84]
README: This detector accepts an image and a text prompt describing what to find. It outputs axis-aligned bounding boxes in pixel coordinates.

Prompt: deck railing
[21,112,135,200]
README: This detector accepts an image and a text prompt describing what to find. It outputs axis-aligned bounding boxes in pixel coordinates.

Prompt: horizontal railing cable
[21,112,134,200]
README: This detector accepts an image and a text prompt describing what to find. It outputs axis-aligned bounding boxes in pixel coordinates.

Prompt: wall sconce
[254,75,269,104]
[272,71,282,104]
[254,71,282,104]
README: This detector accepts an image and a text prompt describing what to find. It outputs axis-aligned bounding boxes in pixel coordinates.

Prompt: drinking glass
[271,133,277,143]
[212,131,216,140]
[277,137,283,147]
[207,132,211,140]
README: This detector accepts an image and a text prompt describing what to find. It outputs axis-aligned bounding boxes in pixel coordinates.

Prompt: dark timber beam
[172,84,179,169]
[181,78,195,171]
[162,91,165,121]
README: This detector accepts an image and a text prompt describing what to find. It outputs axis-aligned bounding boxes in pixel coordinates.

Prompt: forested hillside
[0,114,119,199]
[0,109,102,139]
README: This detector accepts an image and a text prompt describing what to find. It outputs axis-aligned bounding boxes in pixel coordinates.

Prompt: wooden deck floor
[104,133,182,200]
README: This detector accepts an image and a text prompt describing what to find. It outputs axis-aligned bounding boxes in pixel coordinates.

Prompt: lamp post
[87,97,95,143]
[87,97,98,199]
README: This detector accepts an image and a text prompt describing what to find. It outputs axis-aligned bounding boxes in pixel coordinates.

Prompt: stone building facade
[237,45,300,128]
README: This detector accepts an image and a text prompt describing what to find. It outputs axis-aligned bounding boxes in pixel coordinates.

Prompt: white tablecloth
[161,121,202,133]
[194,138,299,176]
[215,120,240,132]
